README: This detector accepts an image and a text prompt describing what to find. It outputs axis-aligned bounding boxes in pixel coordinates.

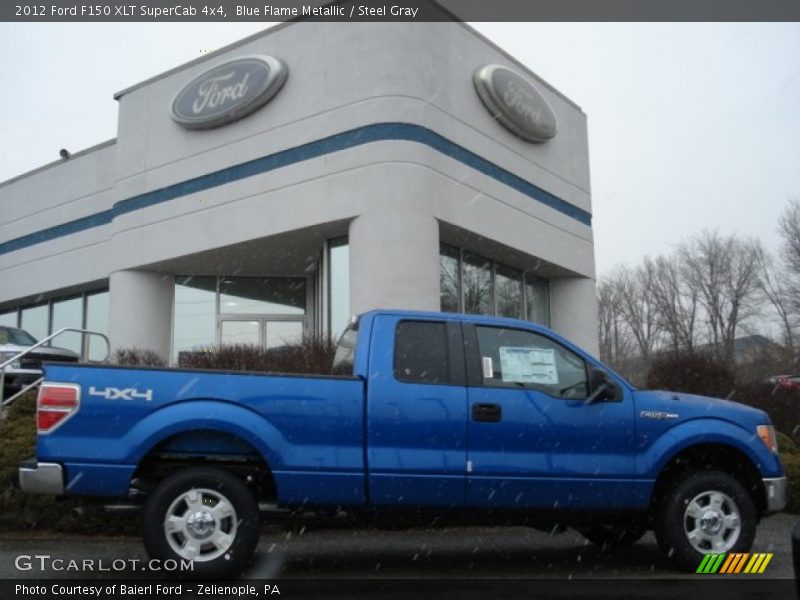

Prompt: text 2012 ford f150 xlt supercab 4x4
[19,310,787,577]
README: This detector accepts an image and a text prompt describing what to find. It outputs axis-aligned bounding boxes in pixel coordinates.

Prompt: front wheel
[143,467,260,578]
[654,471,756,571]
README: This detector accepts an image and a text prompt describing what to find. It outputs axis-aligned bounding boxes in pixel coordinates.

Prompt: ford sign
[474,65,557,143]
[171,55,288,130]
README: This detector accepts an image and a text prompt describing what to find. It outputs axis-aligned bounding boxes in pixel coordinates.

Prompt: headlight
[0,352,22,369]
[757,424,779,454]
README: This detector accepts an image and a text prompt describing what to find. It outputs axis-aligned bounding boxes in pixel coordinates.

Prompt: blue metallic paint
[35,310,782,513]
[366,313,469,506]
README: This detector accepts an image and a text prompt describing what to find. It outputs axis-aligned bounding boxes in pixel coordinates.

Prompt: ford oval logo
[474,65,557,143]
[171,55,288,130]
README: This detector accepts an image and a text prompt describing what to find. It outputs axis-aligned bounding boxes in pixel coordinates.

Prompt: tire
[143,467,260,578]
[654,471,756,571]
[579,523,648,549]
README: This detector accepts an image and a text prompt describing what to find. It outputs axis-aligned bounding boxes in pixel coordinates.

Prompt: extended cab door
[464,323,637,510]
[366,315,468,507]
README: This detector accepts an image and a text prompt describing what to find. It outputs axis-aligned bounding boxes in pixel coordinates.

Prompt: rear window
[393,320,449,384]
[331,319,358,376]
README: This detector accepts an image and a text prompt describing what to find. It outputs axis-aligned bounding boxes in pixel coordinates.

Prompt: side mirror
[585,367,621,404]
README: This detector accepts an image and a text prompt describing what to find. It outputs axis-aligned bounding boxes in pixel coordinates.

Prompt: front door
[465,323,636,510]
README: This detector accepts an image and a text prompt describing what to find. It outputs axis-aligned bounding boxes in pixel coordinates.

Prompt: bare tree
[679,231,763,363]
[756,248,796,363]
[778,199,800,278]
[614,265,660,361]
[767,199,800,363]
[597,275,635,367]
[645,254,698,353]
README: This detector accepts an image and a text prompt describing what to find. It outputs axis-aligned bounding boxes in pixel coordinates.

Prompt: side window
[394,321,449,384]
[475,326,588,399]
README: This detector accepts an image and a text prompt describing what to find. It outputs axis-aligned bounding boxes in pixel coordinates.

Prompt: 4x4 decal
[88,386,153,401]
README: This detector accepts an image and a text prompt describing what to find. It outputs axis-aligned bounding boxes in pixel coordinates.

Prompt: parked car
[766,374,800,391]
[18,310,787,577]
[0,325,80,397]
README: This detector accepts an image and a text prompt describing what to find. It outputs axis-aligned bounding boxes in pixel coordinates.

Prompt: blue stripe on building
[0,122,592,256]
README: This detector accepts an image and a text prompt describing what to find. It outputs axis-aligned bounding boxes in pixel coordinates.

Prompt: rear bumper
[763,476,788,513]
[18,459,64,495]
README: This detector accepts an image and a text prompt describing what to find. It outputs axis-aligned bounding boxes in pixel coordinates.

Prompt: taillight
[37,383,81,433]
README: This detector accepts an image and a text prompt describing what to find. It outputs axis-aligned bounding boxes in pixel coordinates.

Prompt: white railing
[0,328,110,408]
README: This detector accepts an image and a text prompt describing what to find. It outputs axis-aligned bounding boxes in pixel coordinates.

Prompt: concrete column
[549,277,599,356]
[348,209,440,316]
[109,270,174,361]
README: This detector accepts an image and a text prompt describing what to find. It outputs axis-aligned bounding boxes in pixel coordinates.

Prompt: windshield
[331,318,359,376]
[0,326,38,346]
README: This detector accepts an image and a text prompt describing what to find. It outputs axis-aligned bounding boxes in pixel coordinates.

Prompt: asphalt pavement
[0,513,795,581]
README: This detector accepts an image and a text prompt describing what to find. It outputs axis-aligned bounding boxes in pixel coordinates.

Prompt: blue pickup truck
[19,310,787,577]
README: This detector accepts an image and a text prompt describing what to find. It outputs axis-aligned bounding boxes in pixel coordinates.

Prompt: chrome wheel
[163,487,238,562]
[683,490,741,553]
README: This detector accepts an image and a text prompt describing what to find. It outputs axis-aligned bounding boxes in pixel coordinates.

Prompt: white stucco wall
[0,21,597,352]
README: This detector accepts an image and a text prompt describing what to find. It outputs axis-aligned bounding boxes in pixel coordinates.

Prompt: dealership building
[0,21,598,364]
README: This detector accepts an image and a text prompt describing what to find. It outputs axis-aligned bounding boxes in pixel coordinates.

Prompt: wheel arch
[132,428,278,502]
[126,400,287,502]
[650,442,766,514]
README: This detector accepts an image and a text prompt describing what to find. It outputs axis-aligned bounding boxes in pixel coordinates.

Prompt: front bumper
[763,476,788,513]
[1,371,41,391]
[18,459,64,495]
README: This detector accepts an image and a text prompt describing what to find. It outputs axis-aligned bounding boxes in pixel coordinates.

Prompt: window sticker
[482,356,494,379]
[499,346,558,385]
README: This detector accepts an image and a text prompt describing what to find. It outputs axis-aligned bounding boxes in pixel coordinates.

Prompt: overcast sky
[1,22,798,277]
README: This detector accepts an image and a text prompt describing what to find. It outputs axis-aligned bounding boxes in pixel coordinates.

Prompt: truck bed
[39,363,366,504]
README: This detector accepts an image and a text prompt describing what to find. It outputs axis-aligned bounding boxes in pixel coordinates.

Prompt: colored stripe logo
[696,553,773,574]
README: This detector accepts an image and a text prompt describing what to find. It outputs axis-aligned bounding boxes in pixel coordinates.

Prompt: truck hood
[634,389,770,430]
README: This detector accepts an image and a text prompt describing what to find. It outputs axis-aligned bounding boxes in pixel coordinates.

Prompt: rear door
[465,323,636,510]
[366,315,468,507]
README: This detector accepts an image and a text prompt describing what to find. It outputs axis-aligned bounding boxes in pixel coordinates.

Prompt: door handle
[472,402,502,422]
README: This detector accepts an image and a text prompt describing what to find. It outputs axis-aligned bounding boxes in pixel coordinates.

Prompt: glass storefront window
[0,310,18,328]
[173,276,216,360]
[266,321,303,349]
[219,278,305,315]
[439,244,460,312]
[85,291,109,361]
[463,253,493,315]
[495,264,523,319]
[220,320,260,345]
[175,276,311,359]
[329,238,350,342]
[439,245,550,326]
[21,304,48,341]
[525,274,551,326]
[51,296,83,354]
[2,289,109,360]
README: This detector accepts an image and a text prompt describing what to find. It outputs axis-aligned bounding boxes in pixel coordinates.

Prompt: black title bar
[4,0,800,22]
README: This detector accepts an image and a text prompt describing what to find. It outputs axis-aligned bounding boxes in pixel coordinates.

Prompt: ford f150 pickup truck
[18,310,787,577]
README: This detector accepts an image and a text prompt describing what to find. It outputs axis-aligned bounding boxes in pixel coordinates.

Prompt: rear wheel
[143,467,260,578]
[654,471,756,571]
